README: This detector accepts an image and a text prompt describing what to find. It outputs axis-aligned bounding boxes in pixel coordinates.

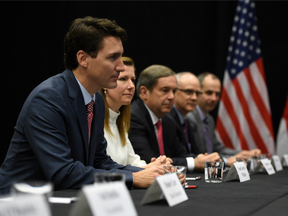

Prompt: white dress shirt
[105,108,147,167]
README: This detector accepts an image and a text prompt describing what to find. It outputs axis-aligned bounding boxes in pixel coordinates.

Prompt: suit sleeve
[25,88,141,190]
[209,116,241,156]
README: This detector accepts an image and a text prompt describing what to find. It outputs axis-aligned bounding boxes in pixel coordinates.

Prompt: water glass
[205,161,224,183]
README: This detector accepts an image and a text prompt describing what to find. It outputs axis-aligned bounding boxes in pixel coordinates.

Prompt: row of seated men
[0,16,261,195]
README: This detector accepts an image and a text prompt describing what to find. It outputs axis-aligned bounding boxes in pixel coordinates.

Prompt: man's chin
[162,107,173,113]
[106,82,118,89]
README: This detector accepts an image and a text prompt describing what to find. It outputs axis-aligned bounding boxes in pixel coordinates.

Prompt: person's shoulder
[131,98,143,111]
[167,106,177,118]
[35,70,70,93]
[187,109,196,118]
[163,114,176,125]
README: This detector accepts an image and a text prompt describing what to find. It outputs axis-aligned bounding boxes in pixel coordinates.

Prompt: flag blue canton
[226,0,262,80]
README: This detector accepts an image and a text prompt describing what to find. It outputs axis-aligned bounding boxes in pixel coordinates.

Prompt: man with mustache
[129,66,220,172]
[186,72,261,167]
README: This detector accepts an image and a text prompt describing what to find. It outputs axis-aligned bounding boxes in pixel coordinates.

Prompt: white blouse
[105,108,147,167]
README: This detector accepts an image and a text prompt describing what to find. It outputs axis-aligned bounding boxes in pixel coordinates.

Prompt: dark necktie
[156,120,165,155]
[203,117,211,153]
[86,100,94,144]
[183,119,191,152]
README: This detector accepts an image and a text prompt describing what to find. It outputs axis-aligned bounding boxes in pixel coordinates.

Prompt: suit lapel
[136,99,159,155]
[169,107,189,152]
[63,69,89,163]
[194,109,208,153]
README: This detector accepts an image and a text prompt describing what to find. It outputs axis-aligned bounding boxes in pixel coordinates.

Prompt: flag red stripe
[216,116,235,149]
[249,59,274,138]
[220,86,249,149]
[284,94,288,134]
[232,77,269,153]
[255,58,266,82]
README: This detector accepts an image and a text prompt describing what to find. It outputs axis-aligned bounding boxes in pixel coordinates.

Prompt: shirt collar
[173,105,185,125]
[196,105,206,122]
[75,76,95,105]
[143,102,160,125]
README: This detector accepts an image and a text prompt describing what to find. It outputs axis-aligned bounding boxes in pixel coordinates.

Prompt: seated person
[128,64,220,173]
[100,56,172,169]
[186,72,261,166]
[0,17,160,195]
[167,72,203,157]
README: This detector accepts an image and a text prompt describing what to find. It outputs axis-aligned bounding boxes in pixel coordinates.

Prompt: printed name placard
[69,182,137,216]
[224,162,250,182]
[282,154,288,167]
[261,158,276,175]
[272,155,283,171]
[141,173,188,207]
[0,194,51,216]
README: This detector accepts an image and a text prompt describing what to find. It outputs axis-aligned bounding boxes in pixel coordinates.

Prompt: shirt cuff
[186,157,195,172]
[222,157,228,167]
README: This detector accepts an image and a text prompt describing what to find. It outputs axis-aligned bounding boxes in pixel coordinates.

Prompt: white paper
[272,155,283,171]
[234,162,250,182]
[156,173,188,207]
[0,194,51,216]
[48,197,78,204]
[141,173,188,207]
[69,182,137,216]
[261,158,276,175]
[224,162,250,182]
[141,180,164,205]
[282,154,288,166]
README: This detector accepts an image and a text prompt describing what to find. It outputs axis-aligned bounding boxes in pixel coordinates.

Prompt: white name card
[69,182,137,216]
[261,158,276,175]
[0,194,51,216]
[141,173,188,207]
[272,155,283,171]
[224,162,250,182]
[282,154,288,167]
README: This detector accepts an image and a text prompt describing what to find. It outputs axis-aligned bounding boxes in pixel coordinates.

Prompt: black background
[1,1,287,163]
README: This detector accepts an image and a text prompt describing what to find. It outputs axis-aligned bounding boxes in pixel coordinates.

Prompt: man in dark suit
[0,17,161,195]
[186,72,261,167]
[167,72,204,157]
[129,65,220,173]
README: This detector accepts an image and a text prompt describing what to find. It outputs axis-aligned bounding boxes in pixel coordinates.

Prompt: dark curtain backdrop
[1,1,287,163]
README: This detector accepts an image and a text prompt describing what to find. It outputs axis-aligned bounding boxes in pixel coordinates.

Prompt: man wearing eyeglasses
[168,72,205,156]
[129,67,220,173]
[185,72,261,167]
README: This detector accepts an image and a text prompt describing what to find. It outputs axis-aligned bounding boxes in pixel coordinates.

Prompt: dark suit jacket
[128,98,188,166]
[186,107,240,157]
[0,69,141,195]
[167,106,197,157]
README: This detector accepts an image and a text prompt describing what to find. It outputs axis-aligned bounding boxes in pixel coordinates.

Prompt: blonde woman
[100,57,171,168]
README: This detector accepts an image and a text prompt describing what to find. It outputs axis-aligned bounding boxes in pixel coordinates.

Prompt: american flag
[215,0,275,155]
[276,94,288,159]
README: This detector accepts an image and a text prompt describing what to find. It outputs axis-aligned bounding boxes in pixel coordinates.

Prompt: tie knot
[203,117,209,124]
[86,100,94,114]
[156,120,162,130]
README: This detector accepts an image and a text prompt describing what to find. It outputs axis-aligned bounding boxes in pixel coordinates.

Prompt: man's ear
[76,50,88,68]
[139,86,149,101]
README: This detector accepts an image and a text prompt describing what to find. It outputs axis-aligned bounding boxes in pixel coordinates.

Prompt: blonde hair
[100,56,135,147]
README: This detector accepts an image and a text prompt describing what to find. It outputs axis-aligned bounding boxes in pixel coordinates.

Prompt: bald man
[167,72,220,163]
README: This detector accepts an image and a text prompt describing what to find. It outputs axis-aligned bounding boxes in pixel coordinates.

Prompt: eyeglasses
[177,88,202,96]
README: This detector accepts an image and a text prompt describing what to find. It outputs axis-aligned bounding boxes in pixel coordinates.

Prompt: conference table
[51,167,288,216]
